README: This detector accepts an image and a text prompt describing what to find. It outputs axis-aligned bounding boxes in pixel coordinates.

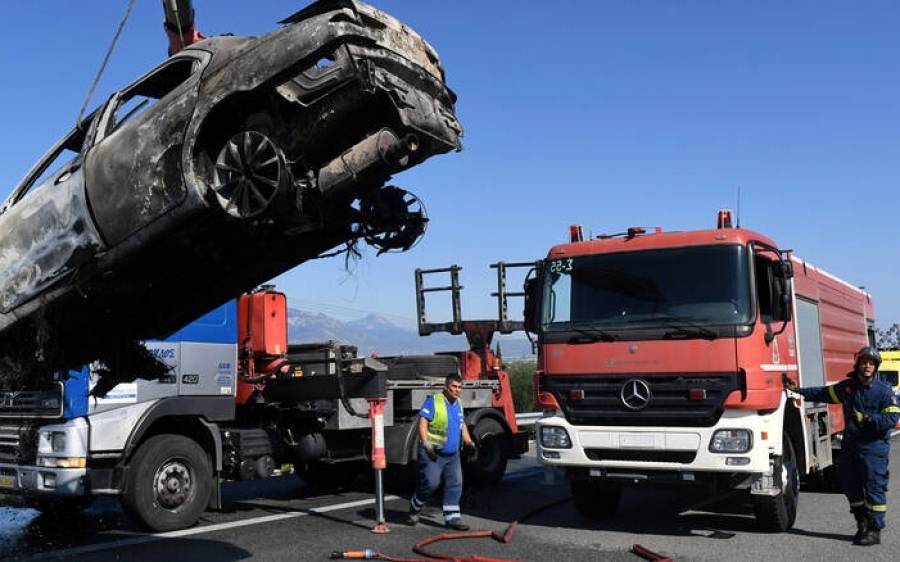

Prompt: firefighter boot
[854,517,880,546]
[852,512,869,544]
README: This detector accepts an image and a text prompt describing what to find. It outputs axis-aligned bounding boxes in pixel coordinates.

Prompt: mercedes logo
[620,379,651,410]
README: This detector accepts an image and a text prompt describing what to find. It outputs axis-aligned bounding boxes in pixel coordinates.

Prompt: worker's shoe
[853,512,869,543]
[445,519,470,531]
[854,528,880,546]
[854,517,881,546]
[407,508,420,526]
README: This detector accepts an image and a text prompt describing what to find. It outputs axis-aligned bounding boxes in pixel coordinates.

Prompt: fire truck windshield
[540,244,752,339]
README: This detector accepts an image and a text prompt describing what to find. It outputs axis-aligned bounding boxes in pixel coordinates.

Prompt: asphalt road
[4,438,900,561]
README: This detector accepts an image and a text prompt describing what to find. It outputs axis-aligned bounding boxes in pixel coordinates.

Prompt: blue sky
[1,1,897,333]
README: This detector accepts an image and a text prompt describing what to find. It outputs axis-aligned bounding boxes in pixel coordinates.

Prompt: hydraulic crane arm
[163,0,205,55]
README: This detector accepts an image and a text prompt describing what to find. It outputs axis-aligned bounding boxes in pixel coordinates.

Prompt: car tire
[211,130,289,218]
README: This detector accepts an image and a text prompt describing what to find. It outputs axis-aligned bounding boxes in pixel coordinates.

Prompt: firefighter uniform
[797,370,900,542]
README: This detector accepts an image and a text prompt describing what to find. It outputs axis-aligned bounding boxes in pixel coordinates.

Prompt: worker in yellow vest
[408,373,477,530]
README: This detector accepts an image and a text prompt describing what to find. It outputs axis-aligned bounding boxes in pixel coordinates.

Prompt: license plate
[620,434,655,448]
[0,475,15,489]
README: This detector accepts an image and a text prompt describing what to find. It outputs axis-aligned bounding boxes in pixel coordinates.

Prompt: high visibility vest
[424,392,463,449]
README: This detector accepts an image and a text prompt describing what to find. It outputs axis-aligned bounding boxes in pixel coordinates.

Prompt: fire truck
[527,211,875,532]
[0,282,525,532]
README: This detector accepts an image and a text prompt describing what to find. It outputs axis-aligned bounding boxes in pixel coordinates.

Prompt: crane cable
[76,0,137,127]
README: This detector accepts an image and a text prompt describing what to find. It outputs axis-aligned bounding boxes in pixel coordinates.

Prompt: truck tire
[379,355,459,381]
[571,479,622,519]
[752,432,800,532]
[464,418,508,487]
[121,434,212,532]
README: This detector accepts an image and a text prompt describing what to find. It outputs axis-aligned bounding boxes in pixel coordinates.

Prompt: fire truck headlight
[709,429,752,453]
[539,426,572,449]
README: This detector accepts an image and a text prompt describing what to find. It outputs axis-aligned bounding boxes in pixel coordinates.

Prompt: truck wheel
[212,130,288,218]
[465,418,508,487]
[121,434,212,532]
[571,480,622,519]
[752,432,800,532]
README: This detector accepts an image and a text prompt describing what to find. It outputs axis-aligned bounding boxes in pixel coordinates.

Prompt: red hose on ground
[329,521,521,562]
[412,521,519,561]
[631,543,673,562]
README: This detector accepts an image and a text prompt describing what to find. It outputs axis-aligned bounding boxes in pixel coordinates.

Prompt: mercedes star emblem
[620,379,651,410]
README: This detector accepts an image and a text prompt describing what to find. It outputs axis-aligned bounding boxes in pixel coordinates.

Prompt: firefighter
[784,346,900,546]
[408,373,478,531]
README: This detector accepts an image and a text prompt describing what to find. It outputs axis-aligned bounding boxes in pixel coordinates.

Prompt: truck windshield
[541,244,752,337]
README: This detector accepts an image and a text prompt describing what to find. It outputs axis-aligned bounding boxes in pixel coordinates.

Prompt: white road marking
[28,494,402,560]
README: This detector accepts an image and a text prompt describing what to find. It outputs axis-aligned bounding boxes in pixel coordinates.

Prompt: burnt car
[0,0,461,389]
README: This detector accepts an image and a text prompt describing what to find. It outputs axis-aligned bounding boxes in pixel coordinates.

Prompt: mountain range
[286,308,535,360]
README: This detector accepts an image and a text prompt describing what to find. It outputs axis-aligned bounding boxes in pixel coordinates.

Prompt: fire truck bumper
[535,412,775,476]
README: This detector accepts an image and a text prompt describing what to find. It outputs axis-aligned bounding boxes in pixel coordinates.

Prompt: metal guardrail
[515,412,542,426]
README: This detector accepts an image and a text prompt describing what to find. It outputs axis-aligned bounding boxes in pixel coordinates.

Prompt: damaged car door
[85,54,206,247]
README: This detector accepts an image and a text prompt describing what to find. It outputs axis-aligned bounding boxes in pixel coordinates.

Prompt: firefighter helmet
[855,346,882,369]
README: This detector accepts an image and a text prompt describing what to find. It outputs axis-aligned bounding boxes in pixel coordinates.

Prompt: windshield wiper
[568,327,617,343]
[625,313,719,340]
[662,324,717,341]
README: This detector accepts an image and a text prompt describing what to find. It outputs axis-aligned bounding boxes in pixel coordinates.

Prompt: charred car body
[0,0,461,390]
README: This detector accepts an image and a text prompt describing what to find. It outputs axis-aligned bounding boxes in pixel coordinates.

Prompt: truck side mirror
[764,260,793,343]
[771,268,792,324]
[780,261,794,280]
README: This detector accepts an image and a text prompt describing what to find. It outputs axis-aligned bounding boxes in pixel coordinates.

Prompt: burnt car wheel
[212,131,289,218]
[359,186,427,254]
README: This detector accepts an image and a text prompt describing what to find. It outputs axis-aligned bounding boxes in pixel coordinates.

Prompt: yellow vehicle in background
[880,350,900,394]
[880,350,900,428]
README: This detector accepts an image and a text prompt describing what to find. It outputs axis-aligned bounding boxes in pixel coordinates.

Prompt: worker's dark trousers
[410,444,464,524]
[840,447,889,530]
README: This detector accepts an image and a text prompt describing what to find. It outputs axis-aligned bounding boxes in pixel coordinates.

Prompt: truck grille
[541,372,742,428]
[0,383,64,418]
[0,423,38,464]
